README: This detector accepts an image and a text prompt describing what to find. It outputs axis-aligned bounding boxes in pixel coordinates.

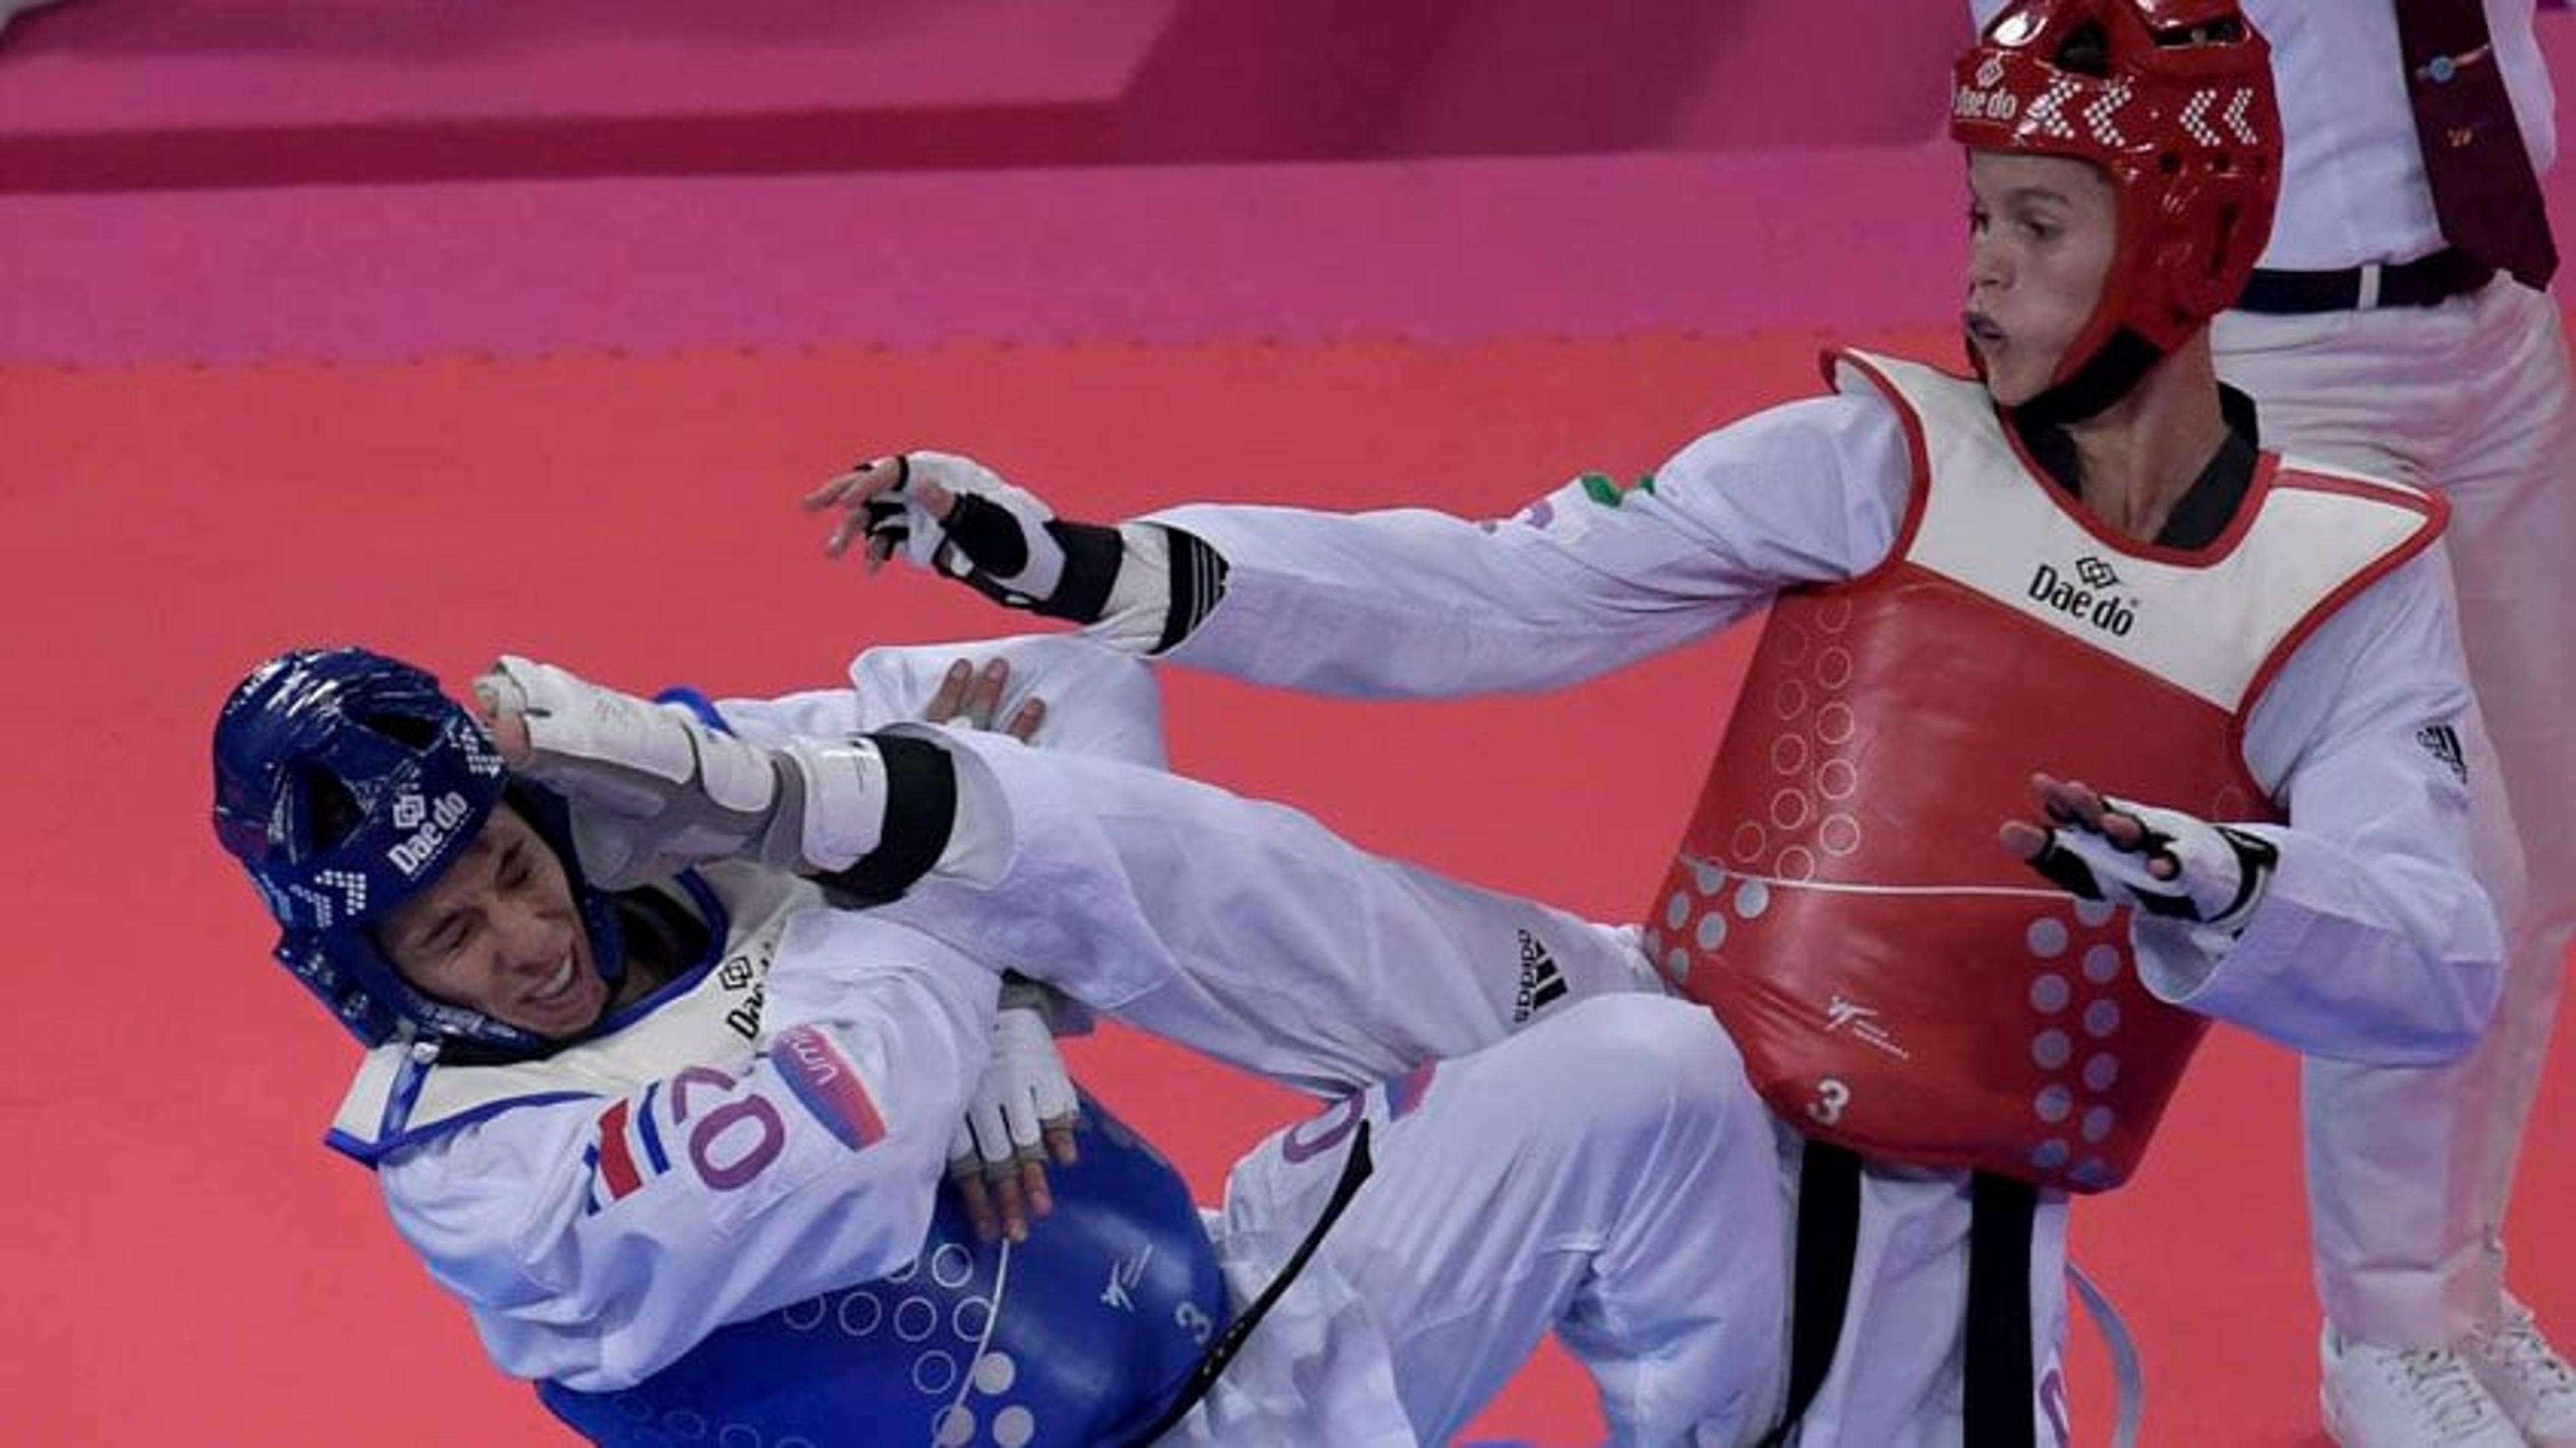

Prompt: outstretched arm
[805,395,1913,698]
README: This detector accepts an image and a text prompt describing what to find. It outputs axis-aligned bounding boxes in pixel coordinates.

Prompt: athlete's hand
[804,452,1124,623]
[920,656,1046,741]
[2000,773,2277,935]
[951,988,1082,1244]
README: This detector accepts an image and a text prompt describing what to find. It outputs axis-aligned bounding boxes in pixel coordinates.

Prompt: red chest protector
[1651,350,2443,1193]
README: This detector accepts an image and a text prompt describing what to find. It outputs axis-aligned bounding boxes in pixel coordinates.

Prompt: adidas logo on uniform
[1513,929,1568,1023]
[2416,723,2468,784]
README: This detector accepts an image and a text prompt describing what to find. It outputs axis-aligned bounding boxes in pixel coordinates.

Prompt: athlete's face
[1963,151,2118,407]
[378,803,606,1039]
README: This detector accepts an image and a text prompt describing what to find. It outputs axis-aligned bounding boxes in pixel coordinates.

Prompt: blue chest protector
[538,1090,1232,1447]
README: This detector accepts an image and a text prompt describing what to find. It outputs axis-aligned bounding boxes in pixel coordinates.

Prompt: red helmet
[1952,0,2281,405]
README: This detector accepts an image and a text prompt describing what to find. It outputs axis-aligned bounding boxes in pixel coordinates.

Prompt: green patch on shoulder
[1578,471,1660,507]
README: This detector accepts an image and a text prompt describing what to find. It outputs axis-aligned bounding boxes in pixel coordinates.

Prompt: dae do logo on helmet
[386,788,475,878]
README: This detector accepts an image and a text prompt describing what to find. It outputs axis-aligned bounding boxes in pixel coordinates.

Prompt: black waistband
[2235,248,2496,315]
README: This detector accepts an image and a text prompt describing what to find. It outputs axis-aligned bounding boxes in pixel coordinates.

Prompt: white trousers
[2214,276,2576,1347]
[885,733,2074,1445]
[1196,992,1788,1446]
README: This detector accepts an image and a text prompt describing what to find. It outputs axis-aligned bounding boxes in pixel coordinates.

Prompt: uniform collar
[2012,385,2263,551]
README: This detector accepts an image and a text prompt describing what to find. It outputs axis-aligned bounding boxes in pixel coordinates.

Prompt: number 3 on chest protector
[1808,1078,1852,1127]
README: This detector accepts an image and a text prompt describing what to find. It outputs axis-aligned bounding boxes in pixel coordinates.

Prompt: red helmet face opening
[1952,0,2282,403]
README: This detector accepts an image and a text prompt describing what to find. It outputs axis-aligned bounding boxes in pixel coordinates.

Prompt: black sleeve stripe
[1154,528,1229,656]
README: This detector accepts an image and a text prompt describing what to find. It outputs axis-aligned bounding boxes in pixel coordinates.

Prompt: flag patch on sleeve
[769,1025,889,1151]
[582,1084,673,1214]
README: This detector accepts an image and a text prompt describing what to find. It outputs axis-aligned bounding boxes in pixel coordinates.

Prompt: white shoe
[2322,1325,2527,1447]
[2465,1296,2576,1447]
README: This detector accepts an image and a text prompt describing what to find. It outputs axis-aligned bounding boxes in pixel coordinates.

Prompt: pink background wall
[6,1,2573,367]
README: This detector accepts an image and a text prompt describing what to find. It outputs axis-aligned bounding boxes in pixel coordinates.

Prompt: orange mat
[5,333,2565,1445]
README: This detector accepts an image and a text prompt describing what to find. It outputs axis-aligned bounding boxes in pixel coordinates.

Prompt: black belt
[2235,248,2496,314]
[1964,1171,2040,1447]
[1760,1140,2039,1447]
[1758,1139,1864,1448]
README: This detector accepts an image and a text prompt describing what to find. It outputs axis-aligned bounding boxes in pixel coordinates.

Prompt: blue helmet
[210,647,627,1055]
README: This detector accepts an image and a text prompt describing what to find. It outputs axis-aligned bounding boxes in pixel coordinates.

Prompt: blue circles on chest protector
[539,1090,1231,1447]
